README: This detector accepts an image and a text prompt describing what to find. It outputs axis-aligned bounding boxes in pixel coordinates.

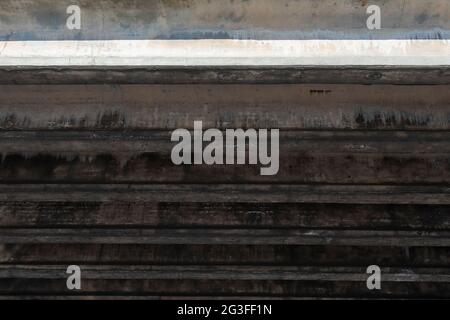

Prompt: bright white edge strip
[0,40,449,66]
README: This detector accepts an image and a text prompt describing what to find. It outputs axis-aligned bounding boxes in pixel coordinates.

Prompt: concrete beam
[0,40,449,66]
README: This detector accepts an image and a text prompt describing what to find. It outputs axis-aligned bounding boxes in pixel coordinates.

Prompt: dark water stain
[415,13,429,25]
[168,30,232,39]
[354,112,432,129]
[0,153,122,182]
[160,0,196,9]
[96,111,126,129]
[309,89,332,95]
[0,154,78,180]
[122,152,168,176]
[33,9,65,30]
[0,114,19,129]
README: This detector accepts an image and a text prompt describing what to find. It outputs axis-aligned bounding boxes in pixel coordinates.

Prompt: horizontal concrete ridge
[0,184,449,204]
[1,265,450,282]
[1,66,450,85]
[0,0,449,40]
[2,229,450,246]
[1,40,450,66]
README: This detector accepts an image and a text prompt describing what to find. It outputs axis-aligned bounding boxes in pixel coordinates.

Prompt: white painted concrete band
[0,40,449,66]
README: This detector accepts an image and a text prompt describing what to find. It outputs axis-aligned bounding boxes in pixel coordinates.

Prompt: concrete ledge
[1,40,450,66]
[1,66,450,85]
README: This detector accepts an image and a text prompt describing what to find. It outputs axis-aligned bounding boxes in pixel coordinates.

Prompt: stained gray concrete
[0,0,449,40]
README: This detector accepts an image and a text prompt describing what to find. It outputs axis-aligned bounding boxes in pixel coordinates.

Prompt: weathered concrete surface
[2,0,450,301]
[1,84,449,130]
[0,0,449,40]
